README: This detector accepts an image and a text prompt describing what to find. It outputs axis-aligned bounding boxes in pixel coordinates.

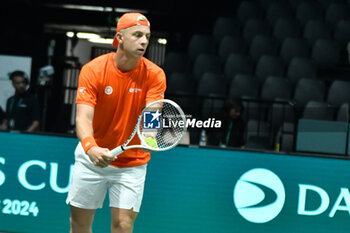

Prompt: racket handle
[110,146,124,158]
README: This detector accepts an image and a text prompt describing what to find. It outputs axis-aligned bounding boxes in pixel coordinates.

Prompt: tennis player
[66,13,166,233]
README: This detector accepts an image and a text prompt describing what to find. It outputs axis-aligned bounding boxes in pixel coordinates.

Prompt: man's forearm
[76,116,94,141]
[0,119,8,130]
[27,120,40,132]
[76,104,95,141]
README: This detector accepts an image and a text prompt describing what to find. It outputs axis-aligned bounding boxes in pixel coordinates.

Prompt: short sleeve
[76,65,98,107]
[145,69,166,104]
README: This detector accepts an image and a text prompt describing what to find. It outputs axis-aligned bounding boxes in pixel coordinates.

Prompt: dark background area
[0,0,239,56]
[0,0,240,133]
[2,0,350,155]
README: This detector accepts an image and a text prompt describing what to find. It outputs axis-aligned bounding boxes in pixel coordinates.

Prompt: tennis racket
[110,99,187,158]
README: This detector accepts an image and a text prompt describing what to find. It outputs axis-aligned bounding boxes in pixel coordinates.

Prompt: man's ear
[116,31,123,45]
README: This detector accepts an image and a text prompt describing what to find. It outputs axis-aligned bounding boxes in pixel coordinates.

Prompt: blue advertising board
[0,132,350,232]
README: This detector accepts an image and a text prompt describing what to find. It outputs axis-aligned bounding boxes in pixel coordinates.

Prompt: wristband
[81,136,97,153]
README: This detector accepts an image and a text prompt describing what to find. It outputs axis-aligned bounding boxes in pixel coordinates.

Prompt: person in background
[0,107,7,130]
[5,70,40,132]
[207,98,245,148]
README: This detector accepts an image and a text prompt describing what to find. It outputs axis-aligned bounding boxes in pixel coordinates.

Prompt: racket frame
[110,99,186,157]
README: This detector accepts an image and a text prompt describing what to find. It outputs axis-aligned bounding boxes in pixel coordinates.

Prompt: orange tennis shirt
[76,52,166,168]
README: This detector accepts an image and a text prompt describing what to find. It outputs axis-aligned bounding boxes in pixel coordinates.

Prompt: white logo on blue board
[143,110,161,129]
[233,168,285,223]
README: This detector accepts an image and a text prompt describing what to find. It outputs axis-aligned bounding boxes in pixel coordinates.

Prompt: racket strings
[155,102,185,148]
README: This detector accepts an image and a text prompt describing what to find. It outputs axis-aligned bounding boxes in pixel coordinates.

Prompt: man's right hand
[86,146,115,168]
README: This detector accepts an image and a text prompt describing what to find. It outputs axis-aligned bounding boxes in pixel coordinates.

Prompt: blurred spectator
[0,107,6,130]
[207,98,245,148]
[5,70,40,132]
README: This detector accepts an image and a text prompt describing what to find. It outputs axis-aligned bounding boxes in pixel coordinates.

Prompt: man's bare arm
[76,104,114,167]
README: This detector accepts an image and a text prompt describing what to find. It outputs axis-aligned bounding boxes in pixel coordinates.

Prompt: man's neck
[114,49,140,73]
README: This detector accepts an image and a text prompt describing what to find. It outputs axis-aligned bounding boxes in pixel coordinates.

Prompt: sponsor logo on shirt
[129,88,142,93]
[79,87,86,94]
[105,86,113,95]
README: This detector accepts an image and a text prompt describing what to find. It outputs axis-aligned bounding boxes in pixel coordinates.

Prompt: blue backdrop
[0,132,350,232]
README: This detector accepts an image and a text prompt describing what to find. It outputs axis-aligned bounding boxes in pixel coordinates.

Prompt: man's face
[12,76,26,94]
[119,25,151,58]
[229,107,242,120]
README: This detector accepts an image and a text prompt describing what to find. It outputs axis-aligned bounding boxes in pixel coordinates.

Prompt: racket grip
[110,146,124,158]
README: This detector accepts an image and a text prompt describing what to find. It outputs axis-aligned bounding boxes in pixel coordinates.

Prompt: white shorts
[66,143,147,212]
